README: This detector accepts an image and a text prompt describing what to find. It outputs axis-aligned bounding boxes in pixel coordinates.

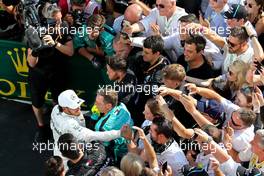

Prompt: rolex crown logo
[7,47,29,77]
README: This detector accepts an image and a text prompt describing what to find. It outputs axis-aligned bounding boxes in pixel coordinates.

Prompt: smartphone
[183,87,190,95]
[199,10,205,20]
[162,161,168,173]
[120,31,131,41]
[245,21,251,28]
[254,60,263,71]
[123,20,131,28]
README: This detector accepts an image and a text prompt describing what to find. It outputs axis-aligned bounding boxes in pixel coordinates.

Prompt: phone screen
[162,161,168,173]
[254,61,263,71]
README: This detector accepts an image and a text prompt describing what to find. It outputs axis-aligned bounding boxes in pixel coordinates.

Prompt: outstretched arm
[156,95,195,139]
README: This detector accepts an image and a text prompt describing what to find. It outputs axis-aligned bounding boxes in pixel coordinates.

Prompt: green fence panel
[0,40,111,109]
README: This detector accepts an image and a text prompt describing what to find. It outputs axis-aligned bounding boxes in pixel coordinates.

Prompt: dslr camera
[22,0,59,56]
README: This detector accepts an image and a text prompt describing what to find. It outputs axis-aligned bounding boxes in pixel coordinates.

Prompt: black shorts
[28,67,67,108]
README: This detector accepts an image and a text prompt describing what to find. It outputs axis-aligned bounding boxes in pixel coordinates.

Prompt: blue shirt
[205,4,230,37]
[73,24,115,56]
[95,103,133,132]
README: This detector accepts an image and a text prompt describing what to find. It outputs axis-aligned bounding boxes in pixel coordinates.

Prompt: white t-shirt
[220,98,255,152]
[220,157,241,176]
[140,7,187,36]
[232,125,255,152]
[222,43,254,73]
[156,140,188,176]
[220,98,240,125]
[238,146,254,162]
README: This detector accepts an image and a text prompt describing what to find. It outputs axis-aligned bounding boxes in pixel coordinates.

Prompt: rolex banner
[0,40,110,109]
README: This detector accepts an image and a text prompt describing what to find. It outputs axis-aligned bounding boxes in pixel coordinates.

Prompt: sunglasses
[244,1,254,8]
[156,3,165,9]
[240,86,254,95]
[226,38,240,48]
[231,115,242,127]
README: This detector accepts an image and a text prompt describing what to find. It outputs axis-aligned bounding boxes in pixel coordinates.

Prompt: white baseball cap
[58,90,84,109]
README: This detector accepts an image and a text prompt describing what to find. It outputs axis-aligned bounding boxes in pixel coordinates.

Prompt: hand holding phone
[254,60,263,71]
[123,20,131,28]
[162,161,168,173]
[199,10,205,20]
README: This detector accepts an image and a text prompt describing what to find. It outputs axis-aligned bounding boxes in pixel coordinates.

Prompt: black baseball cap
[224,4,248,20]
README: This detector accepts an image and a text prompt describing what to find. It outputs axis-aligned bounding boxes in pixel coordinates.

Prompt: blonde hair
[228,60,251,91]
[101,166,125,176]
[120,153,145,176]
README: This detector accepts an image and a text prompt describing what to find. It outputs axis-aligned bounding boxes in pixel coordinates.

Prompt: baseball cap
[197,99,224,120]
[58,90,84,109]
[236,166,264,176]
[224,4,248,20]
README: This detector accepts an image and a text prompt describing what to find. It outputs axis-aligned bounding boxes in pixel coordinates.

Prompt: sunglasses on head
[156,3,165,9]
[244,1,253,8]
[240,86,254,95]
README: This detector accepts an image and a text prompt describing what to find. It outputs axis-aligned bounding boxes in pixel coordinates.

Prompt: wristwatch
[249,34,257,39]
[190,131,198,141]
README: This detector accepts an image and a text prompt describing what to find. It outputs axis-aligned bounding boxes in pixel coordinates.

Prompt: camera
[21,0,59,56]
[71,9,86,27]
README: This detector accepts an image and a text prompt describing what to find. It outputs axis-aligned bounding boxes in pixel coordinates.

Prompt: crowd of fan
[1,0,264,175]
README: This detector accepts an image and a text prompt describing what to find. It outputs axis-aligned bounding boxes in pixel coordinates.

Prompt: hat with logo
[224,4,248,20]
[58,90,84,109]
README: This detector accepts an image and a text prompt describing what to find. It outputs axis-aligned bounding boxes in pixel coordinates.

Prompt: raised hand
[43,35,56,46]
[156,95,175,121]
[132,126,146,140]
[151,23,160,35]
[179,94,196,113]
[184,83,199,95]
[223,122,234,148]
[193,128,211,143]
[121,124,133,140]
